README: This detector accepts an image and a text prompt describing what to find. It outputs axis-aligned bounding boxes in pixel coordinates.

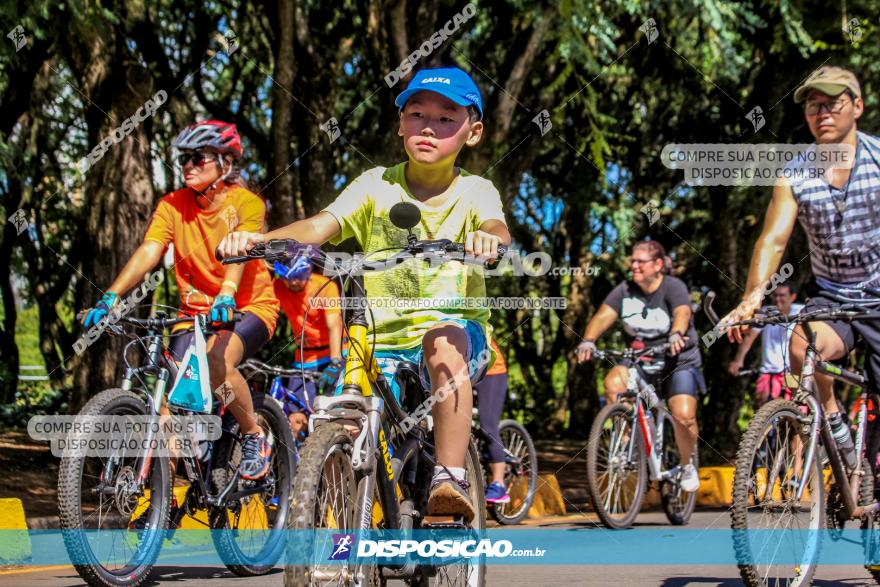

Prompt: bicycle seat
[395,360,423,412]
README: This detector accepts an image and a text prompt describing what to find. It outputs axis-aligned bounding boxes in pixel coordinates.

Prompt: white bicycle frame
[624,365,679,483]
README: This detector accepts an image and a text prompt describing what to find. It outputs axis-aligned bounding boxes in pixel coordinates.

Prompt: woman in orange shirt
[475,337,510,504]
[82,120,279,480]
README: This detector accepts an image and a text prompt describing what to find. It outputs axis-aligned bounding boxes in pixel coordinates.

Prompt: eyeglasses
[804,96,852,116]
[176,152,214,168]
[630,258,659,266]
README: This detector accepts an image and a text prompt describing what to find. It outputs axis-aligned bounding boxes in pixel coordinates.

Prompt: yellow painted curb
[696,466,735,506]
[526,474,567,518]
[0,498,32,562]
[132,485,270,532]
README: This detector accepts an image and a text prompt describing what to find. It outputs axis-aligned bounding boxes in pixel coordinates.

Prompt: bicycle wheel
[428,438,487,587]
[660,411,698,525]
[731,399,824,587]
[285,423,360,586]
[58,389,172,587]
[489,420,538,525]
[210,397,295,575]
[586,402,647,529]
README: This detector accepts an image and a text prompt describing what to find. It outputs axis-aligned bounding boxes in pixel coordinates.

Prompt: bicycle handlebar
[240,358,322,380]
[76,311,244,330]
[592,342,672,362]
[703,289,880,329]
[218,238,507,271]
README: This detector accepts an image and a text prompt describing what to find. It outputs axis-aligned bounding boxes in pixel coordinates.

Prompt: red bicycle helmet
[172,120,243,159]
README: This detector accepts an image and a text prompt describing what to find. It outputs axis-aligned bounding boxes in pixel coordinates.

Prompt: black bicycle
[58,310,295,586]
[704,290,880,586]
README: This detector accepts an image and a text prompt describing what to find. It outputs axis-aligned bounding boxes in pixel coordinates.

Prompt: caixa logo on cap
[329,533,356,560]
[421,77,451,85]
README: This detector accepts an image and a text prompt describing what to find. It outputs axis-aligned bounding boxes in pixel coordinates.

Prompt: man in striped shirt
[722,66,880,471]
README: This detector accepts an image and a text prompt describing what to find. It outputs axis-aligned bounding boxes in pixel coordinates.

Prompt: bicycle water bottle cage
[395,360,422,411]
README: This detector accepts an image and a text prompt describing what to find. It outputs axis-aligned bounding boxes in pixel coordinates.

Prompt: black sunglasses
[176,152,215,167]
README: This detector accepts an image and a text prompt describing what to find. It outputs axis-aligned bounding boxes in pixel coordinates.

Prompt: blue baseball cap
[395,67,483,120]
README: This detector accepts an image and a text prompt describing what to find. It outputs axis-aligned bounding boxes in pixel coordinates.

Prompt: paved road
[3,511,876,586]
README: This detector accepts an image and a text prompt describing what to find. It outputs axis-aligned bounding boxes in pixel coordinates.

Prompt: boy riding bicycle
[218,64,511,522]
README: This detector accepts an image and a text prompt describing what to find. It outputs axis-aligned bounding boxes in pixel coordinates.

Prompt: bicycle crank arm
[225,483,273,503]
[209,468,242,507]
[853,500,880,519]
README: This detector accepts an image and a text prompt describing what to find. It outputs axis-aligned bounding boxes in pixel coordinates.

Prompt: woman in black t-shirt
[575,241,705,493]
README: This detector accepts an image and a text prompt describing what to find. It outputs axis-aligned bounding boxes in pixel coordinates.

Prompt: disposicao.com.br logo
[355,538,519,559]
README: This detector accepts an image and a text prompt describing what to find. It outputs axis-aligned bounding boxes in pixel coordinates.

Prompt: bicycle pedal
[423,514,468,529]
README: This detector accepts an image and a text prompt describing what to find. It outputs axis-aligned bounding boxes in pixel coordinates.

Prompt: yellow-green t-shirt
[323,163,507,351]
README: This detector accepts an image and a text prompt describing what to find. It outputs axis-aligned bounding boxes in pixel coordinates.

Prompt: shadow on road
[659,577,871,587]
[44,567,284,586]
[142,567,283,584]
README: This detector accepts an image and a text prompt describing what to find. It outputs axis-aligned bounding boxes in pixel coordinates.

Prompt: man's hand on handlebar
[576,339,597,363]
[720,287,764,344]
[216,231,266,260]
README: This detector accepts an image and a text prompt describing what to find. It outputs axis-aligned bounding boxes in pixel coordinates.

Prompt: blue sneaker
[485,482,510,504]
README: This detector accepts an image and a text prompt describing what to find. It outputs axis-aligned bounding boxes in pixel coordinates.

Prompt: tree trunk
[0,222,20,404]
[267,0,297,226]
[66,16,158,410]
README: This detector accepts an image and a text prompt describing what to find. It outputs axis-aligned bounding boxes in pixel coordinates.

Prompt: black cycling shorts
[168,311,270,363]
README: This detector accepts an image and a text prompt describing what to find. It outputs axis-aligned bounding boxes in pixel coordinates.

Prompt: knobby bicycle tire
[209,397,296,576]
[731,399,824,587]
[58,389,172,587]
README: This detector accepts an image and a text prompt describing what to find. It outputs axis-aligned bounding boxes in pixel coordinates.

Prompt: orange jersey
[274,273,341,364]
[144,186,279,334]
[486,338,507,375]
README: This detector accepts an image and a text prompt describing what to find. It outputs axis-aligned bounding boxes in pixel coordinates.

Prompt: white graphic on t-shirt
[620,297,671,339]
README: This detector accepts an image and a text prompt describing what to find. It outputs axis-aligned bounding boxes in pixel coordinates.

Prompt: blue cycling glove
[210,295,236,324]
[83,292,118,328]
[319,359,343,393]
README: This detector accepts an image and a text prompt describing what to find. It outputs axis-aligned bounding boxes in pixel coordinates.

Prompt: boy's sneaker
[239,428,272,480]
[679,464,700,493]
[485,482,510,504]
[428,479,476,523]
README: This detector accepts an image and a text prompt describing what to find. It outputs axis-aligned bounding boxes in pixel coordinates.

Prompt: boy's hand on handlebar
[465,230,503,258]
[576,339,597,363]
[216,231,266,260]
[667,331,688,356]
